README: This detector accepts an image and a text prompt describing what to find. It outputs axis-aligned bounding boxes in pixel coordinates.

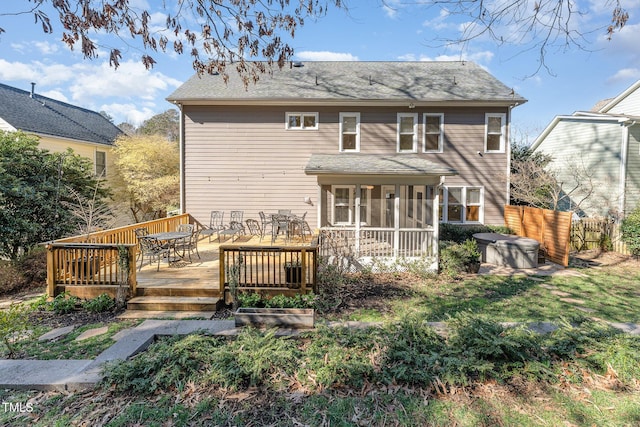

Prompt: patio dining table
[146,231,192,262]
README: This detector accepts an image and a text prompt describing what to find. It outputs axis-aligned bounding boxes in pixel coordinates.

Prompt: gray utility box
[473,233,540,269]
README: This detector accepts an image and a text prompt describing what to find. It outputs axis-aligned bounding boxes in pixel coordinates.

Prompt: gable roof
[596,80,640,113]
[167,61,527,107]
[0,82,122,146]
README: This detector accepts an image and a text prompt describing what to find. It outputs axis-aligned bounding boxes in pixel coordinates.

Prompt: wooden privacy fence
[46,214,192,298]
[504,205,572,266]
[571,218,630,255]
[219,244,318,302]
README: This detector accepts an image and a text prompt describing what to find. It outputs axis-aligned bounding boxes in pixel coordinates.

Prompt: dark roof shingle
[305,153,458,176]
[0,83,122,145]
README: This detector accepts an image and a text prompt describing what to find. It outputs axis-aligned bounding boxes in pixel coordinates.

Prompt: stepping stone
[560,297,585,305]
[539,284,558,290]
[575,306,596,313]
[75,326,109,342]
[38,325,76,342]
[551,290,572,297]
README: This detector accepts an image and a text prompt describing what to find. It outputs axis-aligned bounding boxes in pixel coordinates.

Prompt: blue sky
[1,0,639,143]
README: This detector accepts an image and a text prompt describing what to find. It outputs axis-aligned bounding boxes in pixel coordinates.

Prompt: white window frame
[439,186,484,224]
[285,112,318,130]
[484,113,506,153]
[397,113,418,153]
[339,112,360,152]
[331,185,371,226]
[95,150,107,178]
[423,113,444,153]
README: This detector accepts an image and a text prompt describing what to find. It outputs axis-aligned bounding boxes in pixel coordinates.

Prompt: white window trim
[439,186,484,224]
[484,113,506,153]
[339,112,360,152]
[285,112,319,130]
[331,185,371,226]
[423,113,444,153]
[397,113,418,153]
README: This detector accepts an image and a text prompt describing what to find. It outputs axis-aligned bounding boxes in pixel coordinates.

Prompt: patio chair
[245,219,261,238]
[278,209,292,215]
[289,218,313,242]
[138,237,171,271]
[177,223,194,233]
[134,227,149,261]
[258,211,273,241]
[175,228,201,262]
[218,221,245,242]
[230,210,245,233]
[200,210,225,242]
[271,214,290,243]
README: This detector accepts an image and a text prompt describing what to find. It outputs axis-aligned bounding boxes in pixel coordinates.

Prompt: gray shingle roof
[167,61,526,106]
[305,153,458,176]
[0,83,122,146]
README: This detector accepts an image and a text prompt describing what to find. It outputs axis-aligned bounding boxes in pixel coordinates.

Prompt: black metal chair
[175,228,201,262]
[258,211,273,241]
[138,237,170,271]
[245,219,261,238]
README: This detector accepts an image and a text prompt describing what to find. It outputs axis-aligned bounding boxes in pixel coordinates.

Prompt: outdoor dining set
[134,210,312,271]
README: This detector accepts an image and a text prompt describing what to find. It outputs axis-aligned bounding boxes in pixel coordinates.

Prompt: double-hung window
[423,113,444,152]
[485,113,506,152]
[438,186,483,223]
[95,150,106,177]
[397,113,418,152]
[286,112,318,130]
[339,112,360,152]
[331,185,371,225]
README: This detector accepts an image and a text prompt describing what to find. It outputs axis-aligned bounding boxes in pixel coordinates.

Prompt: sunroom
[305,154,458,269]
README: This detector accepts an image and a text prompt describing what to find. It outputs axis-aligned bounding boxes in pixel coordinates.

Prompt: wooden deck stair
[127,284,223,312]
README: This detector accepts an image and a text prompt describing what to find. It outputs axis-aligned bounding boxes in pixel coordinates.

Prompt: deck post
[219,246,226,297]
[300,248,307,292]
[46,244,56,298]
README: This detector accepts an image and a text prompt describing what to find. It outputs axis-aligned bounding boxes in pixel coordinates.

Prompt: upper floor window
[286,112,318,130]
[397,113,418,152]
[485,113,506,153]
[423,113,444,152]
[95,150,106,177]
[339,112,360,152]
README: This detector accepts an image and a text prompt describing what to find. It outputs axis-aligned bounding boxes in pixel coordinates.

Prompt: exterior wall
[605,88,640,116]
[534,119,623,217]
[182,105,511,228]
[37,135,114,178]
[0,117,16,131]
[624,124,640,215]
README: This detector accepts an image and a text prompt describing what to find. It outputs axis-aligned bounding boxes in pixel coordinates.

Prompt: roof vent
[292,61,304,68]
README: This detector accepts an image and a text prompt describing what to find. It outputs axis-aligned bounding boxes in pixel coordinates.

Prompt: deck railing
[319,227,435,258]
[219,242,319,299]
[46,214,192,298]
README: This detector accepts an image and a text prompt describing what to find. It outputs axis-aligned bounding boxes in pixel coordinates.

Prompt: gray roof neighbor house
[0,82,121,145]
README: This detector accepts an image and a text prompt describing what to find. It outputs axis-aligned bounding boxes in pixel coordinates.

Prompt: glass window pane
[303,115,316,128]
[343,116,357,132]
[342,134,356,150]
[487,134,501,151]
[289,115,300,128]
[448,188,462,204]
[399,135,413,151]
[426,116,440,133]
[467,188,480,204]
[335,206,349,223]
[488,116,502,133]
[400,116,414,133]
[466,206,479,222]
[335,188,349,204]
[425,134,439,151]
[448,205,462,222]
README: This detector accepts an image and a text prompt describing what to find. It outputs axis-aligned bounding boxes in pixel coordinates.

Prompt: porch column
[394,184,400,257]
[355,184,361,256]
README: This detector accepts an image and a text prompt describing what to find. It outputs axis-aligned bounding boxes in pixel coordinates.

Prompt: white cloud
[295,51,359,61]
[100,103,157,126]
[39,90,69,103]
[607,68,640,84]
[33,41,59,55]
[397,51,494,65]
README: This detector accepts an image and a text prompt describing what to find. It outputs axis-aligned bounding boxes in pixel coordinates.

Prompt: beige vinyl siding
[535,119,623,216]
[183,105,510,227]
[625,125,640,214]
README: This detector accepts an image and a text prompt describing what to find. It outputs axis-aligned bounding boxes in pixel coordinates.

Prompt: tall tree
[111,134,180,222]
[138,110,180,142]
[0,131,110,260]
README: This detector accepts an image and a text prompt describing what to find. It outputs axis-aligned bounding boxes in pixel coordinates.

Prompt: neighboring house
[0,82,122,177]
[167,61,526,264]
[530,80,640,219]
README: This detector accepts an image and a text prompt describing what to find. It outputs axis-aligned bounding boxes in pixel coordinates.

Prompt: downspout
[175,102,186,214]
[506,105,513,209]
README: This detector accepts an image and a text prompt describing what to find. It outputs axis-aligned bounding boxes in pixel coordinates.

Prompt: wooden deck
[129,233,316,312]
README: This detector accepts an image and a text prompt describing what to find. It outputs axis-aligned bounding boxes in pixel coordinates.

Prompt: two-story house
[530,80,640,219]
[0,82,122,178]
[167,61,526,265]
